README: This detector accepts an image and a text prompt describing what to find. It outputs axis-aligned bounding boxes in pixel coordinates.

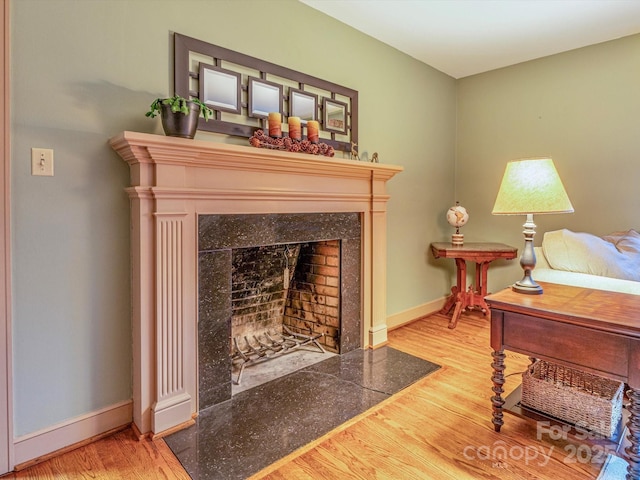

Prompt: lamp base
[512,213,543,295]
[512,279,543,295]
[451,233,464,246]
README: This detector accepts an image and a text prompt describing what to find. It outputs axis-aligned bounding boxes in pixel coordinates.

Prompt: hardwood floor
[3,312,606,479]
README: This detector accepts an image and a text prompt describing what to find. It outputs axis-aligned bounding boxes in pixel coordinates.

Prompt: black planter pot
[160,101,201,139]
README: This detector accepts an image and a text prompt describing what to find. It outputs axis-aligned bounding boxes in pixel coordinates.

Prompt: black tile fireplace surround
[198,212,362,411]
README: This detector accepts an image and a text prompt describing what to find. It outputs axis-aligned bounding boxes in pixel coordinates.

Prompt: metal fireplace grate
[231,326,325,385]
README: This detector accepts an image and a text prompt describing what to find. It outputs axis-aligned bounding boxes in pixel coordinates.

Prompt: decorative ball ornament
[446,202,469,246]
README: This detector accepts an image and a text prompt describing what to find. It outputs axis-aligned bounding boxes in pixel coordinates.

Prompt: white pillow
[542,229,640,282]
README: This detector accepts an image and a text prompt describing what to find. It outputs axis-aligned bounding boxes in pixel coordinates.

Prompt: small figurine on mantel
[446,201,469,246]
[350,141,360,161]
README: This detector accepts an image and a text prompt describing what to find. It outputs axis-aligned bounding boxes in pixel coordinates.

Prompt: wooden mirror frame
[174,33,358,152]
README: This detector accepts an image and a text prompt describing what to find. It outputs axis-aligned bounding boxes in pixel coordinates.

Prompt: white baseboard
[368,323,388,347]
[387,297,445,331]
[13,400,132,468]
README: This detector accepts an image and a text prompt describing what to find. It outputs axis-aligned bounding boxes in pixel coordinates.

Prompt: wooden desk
[431,242,517,329]
[486,282,640,480]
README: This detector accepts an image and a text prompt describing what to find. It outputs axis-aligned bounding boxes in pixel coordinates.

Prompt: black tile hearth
[165,347,440,480]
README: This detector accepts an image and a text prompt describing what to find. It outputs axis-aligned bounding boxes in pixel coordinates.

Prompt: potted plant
[146,95,214,139]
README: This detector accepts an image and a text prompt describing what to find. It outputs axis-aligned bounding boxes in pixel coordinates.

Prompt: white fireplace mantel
[110,131,403,436]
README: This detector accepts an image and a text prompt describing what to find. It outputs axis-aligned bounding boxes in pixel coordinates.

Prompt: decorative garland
[249,129,335,157]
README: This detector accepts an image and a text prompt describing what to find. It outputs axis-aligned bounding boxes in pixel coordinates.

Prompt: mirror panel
[199,65,241,114]
[248,77,283,119]
[323,98,348,134]
[289,89,317,125]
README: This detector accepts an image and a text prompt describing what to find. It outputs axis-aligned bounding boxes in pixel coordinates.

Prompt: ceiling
[299,0,640,78]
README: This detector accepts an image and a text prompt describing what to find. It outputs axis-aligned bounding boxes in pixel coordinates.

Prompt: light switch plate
[31,148,54,176]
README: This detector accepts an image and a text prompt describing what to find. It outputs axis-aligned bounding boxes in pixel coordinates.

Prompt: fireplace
[198,212,361,410]
[110,131,402,436]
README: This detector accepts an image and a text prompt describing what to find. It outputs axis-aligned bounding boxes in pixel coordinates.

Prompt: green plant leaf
[146,95,213,122]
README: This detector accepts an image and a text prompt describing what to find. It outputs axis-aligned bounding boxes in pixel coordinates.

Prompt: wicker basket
[521,361,624,438]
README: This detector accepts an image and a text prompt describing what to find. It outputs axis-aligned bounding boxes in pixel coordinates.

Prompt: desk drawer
[503,312,629,379]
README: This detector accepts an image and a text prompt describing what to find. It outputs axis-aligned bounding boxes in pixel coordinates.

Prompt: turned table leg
[491,349,506,432]
[625,387,640,480]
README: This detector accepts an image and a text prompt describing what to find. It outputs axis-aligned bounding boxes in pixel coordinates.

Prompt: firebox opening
[198,212,361,411]
[230,240,341,393]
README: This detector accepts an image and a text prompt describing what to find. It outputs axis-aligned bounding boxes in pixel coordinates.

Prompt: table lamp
[492,158,573,294]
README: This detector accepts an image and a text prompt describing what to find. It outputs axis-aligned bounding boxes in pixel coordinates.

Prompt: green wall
[14,0,636,442]
[11,0,456,436]
[456,33,640,292]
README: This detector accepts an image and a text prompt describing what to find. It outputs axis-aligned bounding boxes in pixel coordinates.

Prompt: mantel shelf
[110,131,403,183]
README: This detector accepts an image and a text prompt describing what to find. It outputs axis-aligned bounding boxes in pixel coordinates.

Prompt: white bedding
[533,259,640,295]
[533,228,640,295]
[541,229,640,282]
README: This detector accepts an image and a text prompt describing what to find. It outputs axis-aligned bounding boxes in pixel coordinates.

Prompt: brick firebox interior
[232,240,341,354]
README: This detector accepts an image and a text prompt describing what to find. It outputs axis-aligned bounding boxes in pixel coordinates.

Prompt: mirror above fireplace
[174,33,358,152]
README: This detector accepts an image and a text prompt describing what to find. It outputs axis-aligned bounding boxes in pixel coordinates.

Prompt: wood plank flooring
[3,312,606,479]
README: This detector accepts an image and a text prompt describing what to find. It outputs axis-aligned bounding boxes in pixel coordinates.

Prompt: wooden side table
[486,283,640,480]
[431,242,517,329]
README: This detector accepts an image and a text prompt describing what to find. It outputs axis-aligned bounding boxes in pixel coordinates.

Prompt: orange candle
[306,120,319,143]
[268,112,282,138]
[288,116,301,141]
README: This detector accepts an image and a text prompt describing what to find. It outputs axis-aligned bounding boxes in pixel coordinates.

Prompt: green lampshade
[492,158,574,215]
